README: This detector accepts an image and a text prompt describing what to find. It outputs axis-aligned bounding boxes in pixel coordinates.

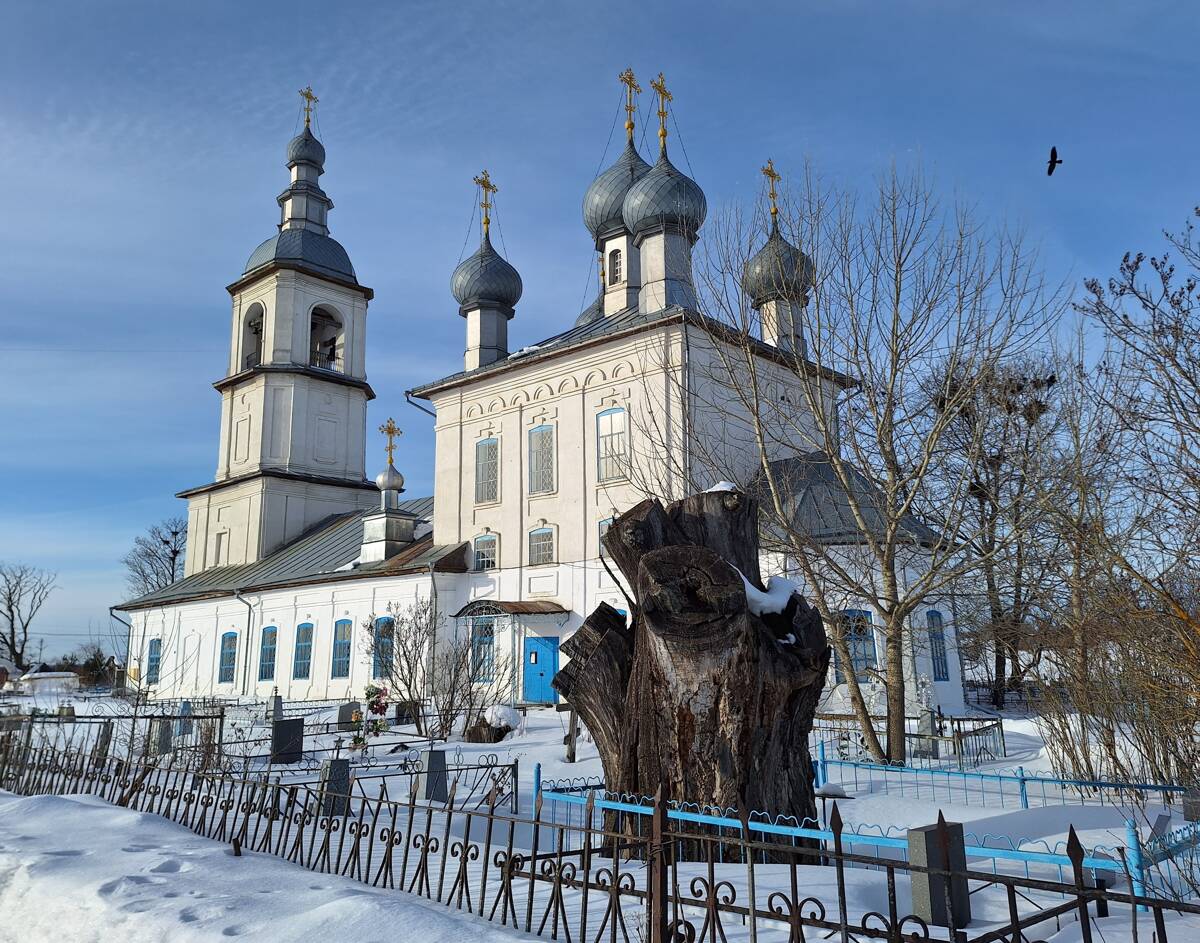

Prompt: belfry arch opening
[241,303,265,369]
[309,305,344,372]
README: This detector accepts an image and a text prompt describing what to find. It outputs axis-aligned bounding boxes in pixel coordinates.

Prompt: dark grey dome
[742,221,813,308]
[451,233,522,311]
[287,126,326,169]
[621,149,706,240]
[575,293,604,327]
[582,141,651,241]
[244,229,356,282]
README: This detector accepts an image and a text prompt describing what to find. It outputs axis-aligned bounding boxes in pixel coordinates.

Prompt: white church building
[119,80,966,714]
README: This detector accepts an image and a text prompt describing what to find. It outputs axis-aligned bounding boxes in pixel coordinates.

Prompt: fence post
[1017,766,1029,810]
[817,740,827,788]
[533,761,541,802]
[648,784,669,943]
[1125,818,1148,911]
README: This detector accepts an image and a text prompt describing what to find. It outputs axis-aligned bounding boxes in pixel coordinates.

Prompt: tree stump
[553,489,830,843]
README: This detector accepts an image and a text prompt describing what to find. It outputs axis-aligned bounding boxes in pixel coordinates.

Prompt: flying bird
[1047,146,1063,176]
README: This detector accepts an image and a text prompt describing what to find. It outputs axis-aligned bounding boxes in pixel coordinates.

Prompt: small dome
[244,229,356,282]
[742,221,813,308]
[621,149,707,241]
[575,293,603,327]
[375,463,405,493]
[582,141,651,241]
[287,126,326,169]
[451,232,523,311]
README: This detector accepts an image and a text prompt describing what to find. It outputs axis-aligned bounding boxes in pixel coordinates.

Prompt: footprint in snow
[151,858,184,873]
[42,849,85,857]
[222,926,245,937]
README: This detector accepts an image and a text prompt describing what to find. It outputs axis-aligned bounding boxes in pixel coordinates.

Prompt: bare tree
[122,517,187,598]
[631,166,1064,762]
[0,563,56,672]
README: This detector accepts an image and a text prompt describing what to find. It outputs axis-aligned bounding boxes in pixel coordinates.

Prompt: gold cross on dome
[299,86,319,128]
[618,68,641,142]
[379,417,401,466]
[473,169,498,236]
[650,72,672,146]
[761,158,781,217]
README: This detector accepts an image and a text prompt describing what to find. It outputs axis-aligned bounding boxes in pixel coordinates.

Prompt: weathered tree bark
[554,489,830,837]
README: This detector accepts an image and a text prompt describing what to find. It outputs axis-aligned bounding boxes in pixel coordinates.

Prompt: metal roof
[118,495,450,611]
[451,600,569,618]
[244,229,357,282]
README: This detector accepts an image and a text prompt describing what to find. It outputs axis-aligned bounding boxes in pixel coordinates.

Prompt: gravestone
[912,708,938,760]
[93,720,113,766]
[177,700,194,737]
[150,718,174,756]
[270,694,284,723]
[394,700,419,726]
[418,749,448,803]
[57,705,76,725]
[337,701,361,733]
[908,819,971,928]
[1183,788,1200,824]
[319,758,352,817]
[270,718,304,765]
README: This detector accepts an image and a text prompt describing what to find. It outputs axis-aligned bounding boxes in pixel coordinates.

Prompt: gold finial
[299,86,319,129]
[761,158,781,218]
[650,72,672,149]
[473,169,499,237]
[618,68,642,143]
[379,417,401,466]
[598,252,606,288]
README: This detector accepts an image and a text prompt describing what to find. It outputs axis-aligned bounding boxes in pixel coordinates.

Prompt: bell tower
[180,89,379,576]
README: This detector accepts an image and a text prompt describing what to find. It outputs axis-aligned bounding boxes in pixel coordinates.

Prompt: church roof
[243,229,357,283]
[117,496,465,611]
[747,454,944,549]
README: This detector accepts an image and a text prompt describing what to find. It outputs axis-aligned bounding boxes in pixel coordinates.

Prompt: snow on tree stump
[463,719,511,744]
[553,489,830,847]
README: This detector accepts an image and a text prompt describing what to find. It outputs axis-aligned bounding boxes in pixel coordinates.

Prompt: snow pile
[0,791,521,943]
[484,705,522,730]
[705,480,739,493]
[739,572,802,616]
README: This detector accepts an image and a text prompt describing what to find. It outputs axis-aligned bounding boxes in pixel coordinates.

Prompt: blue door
[522,636,559,704]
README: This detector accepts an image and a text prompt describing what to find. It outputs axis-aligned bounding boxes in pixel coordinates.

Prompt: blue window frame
[218,631,238,684]
[372,617,394,680]
[596,407,628,481]
[146,638,161,685]
[833,610,876,684]
[331,620,352,679]
[471,616,495,682]
[927,610,949,682]
[258,626,277,681]
[293,622,314,680]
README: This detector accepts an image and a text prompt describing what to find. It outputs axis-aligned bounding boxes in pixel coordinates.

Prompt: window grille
[293,623,314,680]
[609,249,622,284]
[529,528,555,565]
[597,408,628,481]
[258,626,277,682]
[475,438,499,503]
[331,620,352,679]
[833,611,876,684]
[928,611,949,682]
[372,617,394,680]
[218,632,238,684]
[471,616,495,682]
[474,535,498,571]
[146,639,161,685]
[528,425,555,494]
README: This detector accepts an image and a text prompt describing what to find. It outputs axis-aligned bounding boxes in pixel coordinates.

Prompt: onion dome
[742,219,813,308]
[244,229,355,281]
[451,232,523,312]
[375,462,405,493]
[286,125,325,170]
[575,293,604,327]
[582,141,651,242]
[621,149,707,241]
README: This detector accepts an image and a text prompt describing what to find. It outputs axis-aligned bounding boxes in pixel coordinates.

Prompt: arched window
[608,248,622,285]
[832,611,875,684]
[218,632,238,684]
[528,425,555,494]
[372,617,394,680]
[927,610,949,682]
[331,620,352,679]
[241,302,264,370]
[596,407,628,481]
[309,305,344,372]
[475,437,499,503]
[145,638,161,686]
[293,622,314,680]
[528,527,555,566]
[474,534,498,571]
[258,626,277,682]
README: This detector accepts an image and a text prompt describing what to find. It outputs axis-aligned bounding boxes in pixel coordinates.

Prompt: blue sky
[1,0,1196,657]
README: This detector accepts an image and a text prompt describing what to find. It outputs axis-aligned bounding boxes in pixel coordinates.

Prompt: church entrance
[521,636,559,704]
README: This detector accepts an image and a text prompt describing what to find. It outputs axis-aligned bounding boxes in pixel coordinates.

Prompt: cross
[299,86,319,128]
[473,169,498,236]
[618,68,641,142]
[761,158,781,218]
[650,72,672,147]
[379,417,401,466]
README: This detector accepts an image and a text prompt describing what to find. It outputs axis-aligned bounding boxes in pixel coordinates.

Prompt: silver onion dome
[451,232,523,311]
[286,125,326,170]
[575,293,604,327]
[621,149,707,241]
[375,462,406,493]
[742,219,814,308]
[582,141,651,241]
